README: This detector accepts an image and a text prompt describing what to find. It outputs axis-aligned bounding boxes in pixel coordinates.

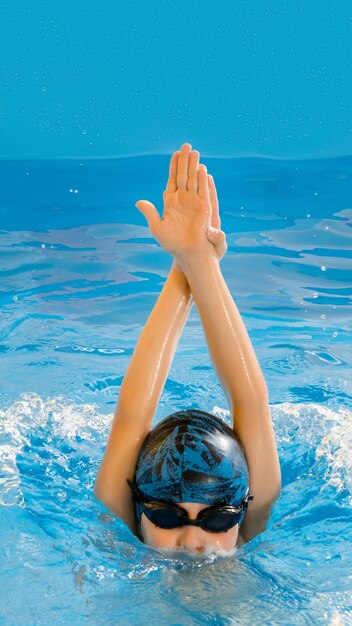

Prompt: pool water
[0,155,351,625]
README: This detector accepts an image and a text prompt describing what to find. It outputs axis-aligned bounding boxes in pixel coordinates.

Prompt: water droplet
[74,189,79,194]
[313,292,318,298]
[314,192,318,196]
[321,314,326,319]
[13,295,18,301]
[325,226,329,230]
[41,86,47,92]
[307,213,311,218]
[332,332,338,338]
[82,129,87,135]
[41,243,46,249]
[321,265,327,271]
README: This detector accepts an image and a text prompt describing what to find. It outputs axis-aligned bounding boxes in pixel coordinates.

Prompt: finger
[165,151,179,193]
[187,150,200,193]
[177,143,192,190]
[207,174,220,230]
[198,164,210,203]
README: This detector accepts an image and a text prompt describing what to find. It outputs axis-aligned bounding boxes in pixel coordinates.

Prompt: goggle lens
[144,504,240,532]
[127,479,252,534]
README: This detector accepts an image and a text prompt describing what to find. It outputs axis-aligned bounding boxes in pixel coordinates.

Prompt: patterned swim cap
[131,409,251,530]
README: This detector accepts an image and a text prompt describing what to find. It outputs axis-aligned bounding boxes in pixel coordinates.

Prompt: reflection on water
[1,155,352,624]
[0,393,351,625]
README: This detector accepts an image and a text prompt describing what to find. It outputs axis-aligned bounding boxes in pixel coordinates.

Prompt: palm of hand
[159,188,212,257]
[135,144,224,265]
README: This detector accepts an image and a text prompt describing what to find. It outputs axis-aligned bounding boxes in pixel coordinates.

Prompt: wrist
[169,261,192,296]
[171,258,185,275]
[175,247,219,274]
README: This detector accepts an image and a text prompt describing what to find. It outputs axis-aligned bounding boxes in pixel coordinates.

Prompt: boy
[94,143,281,553]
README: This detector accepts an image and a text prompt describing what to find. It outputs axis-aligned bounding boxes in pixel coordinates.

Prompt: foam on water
[1,393,351,624]
[1,154,351,624]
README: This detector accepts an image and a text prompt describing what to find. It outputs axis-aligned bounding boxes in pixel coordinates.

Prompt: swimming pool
[1,154,351,625]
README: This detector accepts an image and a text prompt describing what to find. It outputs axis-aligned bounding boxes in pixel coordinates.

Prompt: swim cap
[132,409,250,530]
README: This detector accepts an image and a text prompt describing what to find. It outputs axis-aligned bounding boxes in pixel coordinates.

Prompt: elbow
[93,487,117,517]
[93,484,104,505]
[93,477,107,506]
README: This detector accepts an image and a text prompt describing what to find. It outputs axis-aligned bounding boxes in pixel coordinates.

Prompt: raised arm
[179,252,281,542]
[94,148,225,535]
[138,142,281,543]
[94,265,194,533]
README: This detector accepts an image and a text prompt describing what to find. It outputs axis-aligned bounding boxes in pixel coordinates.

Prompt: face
[140,501,239,554]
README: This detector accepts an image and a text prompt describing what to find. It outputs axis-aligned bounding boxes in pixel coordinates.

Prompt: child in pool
[94,143,281,553]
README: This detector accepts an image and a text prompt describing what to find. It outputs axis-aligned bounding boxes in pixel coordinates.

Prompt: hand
[135,143,216,266]
[171,173,227,274]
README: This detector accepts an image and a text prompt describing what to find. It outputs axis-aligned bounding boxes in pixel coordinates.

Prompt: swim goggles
[127,479,253,533]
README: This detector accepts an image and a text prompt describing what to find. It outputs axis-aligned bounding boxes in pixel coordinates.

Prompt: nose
[177,524,206,553]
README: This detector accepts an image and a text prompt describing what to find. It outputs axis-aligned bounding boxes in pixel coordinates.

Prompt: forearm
[181,250,268,412]
[117,265,194,427]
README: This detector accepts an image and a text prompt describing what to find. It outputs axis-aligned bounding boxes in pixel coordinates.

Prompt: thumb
[135,201,160,232]
[206,227,227,259]
[206,226,222,240]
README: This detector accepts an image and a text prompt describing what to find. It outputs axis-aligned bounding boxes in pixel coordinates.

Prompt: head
[128,409,252,554]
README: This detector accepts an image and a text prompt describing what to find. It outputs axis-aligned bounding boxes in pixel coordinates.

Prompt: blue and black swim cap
[132,409,250,530]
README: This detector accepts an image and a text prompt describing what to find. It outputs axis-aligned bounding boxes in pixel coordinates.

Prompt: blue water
[0,155,351,625]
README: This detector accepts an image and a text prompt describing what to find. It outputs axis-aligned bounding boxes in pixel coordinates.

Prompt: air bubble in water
[82,129,87,135]
[321,266,327,271]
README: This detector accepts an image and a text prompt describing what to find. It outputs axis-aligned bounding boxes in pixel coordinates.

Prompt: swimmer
[94,143,281,554]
